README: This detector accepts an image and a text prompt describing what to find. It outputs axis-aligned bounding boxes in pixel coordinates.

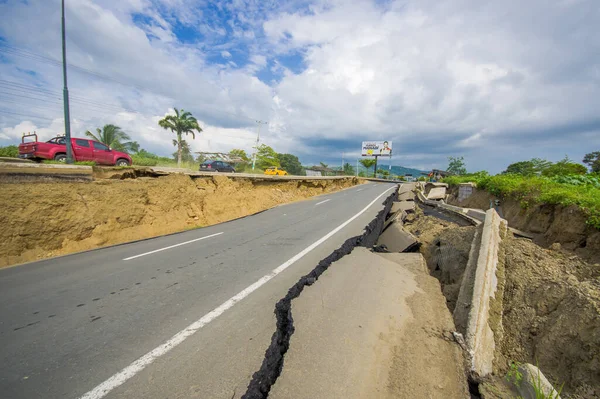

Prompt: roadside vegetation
[0,145,18,158]
[42,160,97,166]
[443,154,600,229]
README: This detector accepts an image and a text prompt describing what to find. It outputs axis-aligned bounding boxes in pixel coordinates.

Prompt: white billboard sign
[361,141,392,156]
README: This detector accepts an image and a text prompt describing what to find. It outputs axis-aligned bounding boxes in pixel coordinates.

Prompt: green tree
[196,153,208,164]
[171,139,195,163]
[158,108,203,167]
[446,156,467,175]
[229,149,250,162]
[129,141,140,153]
[583,151,600,173]
[85,124,137,153]
[343,162,355,176]
[256,144,279,169]
[277,153,303,175]
[0,145,19,158]
[229,149,250,172]
[359,158,377,177]
[504,158,558,176]
[319,162,328,169]
[504,160,537,176]
[542,156,587,176]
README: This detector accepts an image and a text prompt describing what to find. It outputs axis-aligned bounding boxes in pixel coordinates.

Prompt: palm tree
[359,158,377,177]
[85,124,137,152]
[158,108,202,167]
[171,139,195,163]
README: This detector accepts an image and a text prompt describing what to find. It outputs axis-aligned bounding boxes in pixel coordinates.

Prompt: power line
[0,91,142,118]
[0,109,56,121]
[0,80,142,113]
[0,45,264,124]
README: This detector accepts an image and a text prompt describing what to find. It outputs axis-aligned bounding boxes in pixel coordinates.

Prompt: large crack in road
[241,188,398,399]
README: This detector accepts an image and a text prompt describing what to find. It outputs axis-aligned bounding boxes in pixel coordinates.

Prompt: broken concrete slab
[269,248,468,399]
[376,252,428,273]
[426,186,447,200]
[391,200,415,213]
[517,363,563,399]
[398,182,416,194]
[398,190,415,201]
[425,182,449,189]
[377,221,419,252]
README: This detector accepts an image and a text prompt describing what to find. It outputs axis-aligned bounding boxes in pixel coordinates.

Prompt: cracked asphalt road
[0,182,396,399]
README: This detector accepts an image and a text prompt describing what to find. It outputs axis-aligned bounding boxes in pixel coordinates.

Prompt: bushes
[443,173,600,229]
[131,156,158,166]
[42,160,97,166]
[0,145,19,158]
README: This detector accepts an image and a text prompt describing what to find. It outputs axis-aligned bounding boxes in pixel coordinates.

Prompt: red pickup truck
[18,133,132,166]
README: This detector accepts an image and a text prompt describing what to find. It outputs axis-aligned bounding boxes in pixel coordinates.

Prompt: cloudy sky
[0,0,599,172]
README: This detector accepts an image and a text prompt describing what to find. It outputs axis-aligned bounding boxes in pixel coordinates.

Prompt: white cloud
[1,0,599,173]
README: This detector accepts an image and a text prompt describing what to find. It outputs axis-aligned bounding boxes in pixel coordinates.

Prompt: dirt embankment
[406,203,600,398]
[448,187,600,263]
[497,237,600,399]
[0,174,360,268]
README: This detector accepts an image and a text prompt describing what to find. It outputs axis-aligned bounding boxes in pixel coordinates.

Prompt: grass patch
[444,173,600,229]
[42,160,97,166]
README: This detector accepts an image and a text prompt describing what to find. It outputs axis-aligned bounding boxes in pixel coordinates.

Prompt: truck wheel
[54,153,67,162]
[116,159,130,167]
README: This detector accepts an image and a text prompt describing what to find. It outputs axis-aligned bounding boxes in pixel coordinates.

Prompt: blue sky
[0,0,599,173]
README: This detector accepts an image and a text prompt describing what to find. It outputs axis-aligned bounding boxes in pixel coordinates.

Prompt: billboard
[361,141,392,156]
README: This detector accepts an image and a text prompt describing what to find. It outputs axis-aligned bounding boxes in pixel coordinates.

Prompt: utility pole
[61,0,73,163]
[356,158,359,177]
[251,120,267,170]
[341,152,344,174]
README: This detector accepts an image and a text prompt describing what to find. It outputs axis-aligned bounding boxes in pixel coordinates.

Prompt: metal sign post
[61,0,73,163]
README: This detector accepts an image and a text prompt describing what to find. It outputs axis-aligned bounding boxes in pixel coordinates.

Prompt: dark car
[199,160,235,173]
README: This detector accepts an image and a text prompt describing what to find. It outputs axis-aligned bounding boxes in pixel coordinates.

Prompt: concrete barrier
[453,209,507,378]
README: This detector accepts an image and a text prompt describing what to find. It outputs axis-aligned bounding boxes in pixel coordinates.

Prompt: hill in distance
[329,163,429,176]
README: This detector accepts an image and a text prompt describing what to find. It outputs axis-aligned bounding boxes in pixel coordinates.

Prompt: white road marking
[315,199,331,206]
[123,232,224,261]
[79,186,395,399]
[356,188,364,192]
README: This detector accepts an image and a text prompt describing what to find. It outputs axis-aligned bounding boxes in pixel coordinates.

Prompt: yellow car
[264,167,288,176]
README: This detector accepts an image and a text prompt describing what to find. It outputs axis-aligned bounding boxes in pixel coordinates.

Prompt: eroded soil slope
[498,237,600,399]
[406,203,600,398]
[0,174,359,267]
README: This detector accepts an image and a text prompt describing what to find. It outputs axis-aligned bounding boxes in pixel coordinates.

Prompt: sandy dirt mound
[497,237,600,398]
[0,174,359,268]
